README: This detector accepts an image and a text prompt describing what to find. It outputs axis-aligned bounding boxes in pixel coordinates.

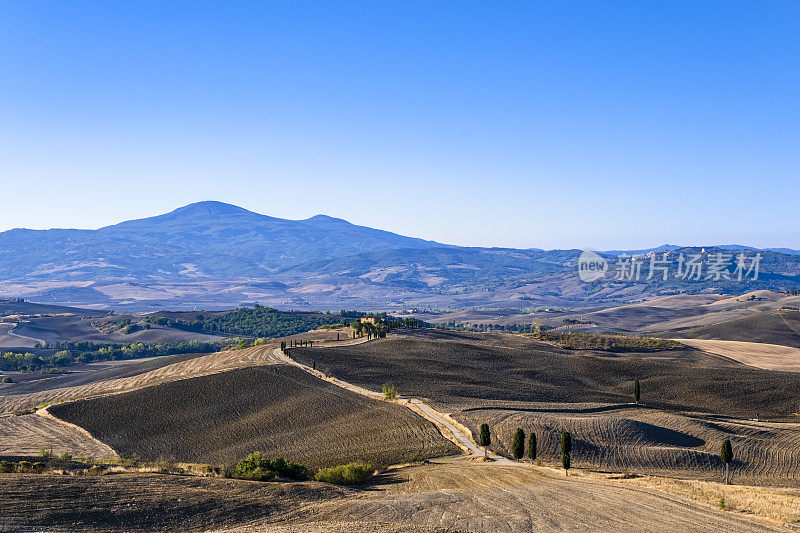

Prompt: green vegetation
[511,428,525,460]
[3,340,227,372]
[479,423,491,458]
[382,383,397,400]
[561,431,572,476]
[528,432,537,461]
[538,332,684,352]
[233,452,372,486]
[233,452,311,482]
[1,376,11,383]
[314,462,374,485]
[721,439,733,484]
[145,304,342,338]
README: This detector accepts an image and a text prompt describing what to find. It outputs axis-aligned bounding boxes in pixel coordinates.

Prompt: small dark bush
[0,461,14,473]
[233,452,310,482]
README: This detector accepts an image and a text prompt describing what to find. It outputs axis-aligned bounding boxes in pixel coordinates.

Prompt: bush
[314,462,374,485]
[269,457,311,481]
[16,461,32,473]
[31,462,47,473]
[382,383,397,400]
[233,452,310,482]
[1,376,12,383]
[0,460,14,473]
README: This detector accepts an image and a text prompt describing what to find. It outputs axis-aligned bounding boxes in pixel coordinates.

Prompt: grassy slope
[50,365,459,468]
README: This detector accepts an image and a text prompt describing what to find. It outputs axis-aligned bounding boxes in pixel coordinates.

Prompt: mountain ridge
[1,201,799,310]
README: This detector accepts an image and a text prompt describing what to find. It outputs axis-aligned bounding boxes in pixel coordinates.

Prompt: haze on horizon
[1,1,798,250]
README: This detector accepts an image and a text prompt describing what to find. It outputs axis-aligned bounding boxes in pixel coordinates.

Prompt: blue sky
[1,1,798,249]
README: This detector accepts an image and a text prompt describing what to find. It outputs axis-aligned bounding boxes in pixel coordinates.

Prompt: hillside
[50,365,459,468]
[673,310,800,348]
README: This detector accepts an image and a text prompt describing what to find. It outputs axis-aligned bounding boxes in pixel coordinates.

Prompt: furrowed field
[50,365,459,468]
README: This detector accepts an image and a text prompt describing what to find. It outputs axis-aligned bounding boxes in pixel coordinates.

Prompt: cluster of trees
[233,451,373,485]
[145,304,343,338]
[2,340,228,372]
[479,422,736,483]
[441,322,550,333]
[538,332,684,352]
[478,423,540,464]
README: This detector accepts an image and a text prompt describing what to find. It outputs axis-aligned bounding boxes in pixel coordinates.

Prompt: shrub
[314,462,374,485]
[382,383,397,400]
[59,452,72,461]
[1,376,12,383]
[38,447,52,458]
[233,452,310,482]
[268,457,311,481]
[234,452,274,481]
[0,461,14,473]
[31,462,47,473]
[16,461,32,473]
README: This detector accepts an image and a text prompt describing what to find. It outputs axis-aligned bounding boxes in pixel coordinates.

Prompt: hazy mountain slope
[0,201,445,280]
[1,202,800,310]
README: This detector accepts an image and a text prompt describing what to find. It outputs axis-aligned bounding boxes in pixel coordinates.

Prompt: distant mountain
[1,202,799,311]
[0,201,445,281]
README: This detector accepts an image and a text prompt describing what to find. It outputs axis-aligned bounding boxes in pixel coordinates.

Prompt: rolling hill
[672,309,800,348]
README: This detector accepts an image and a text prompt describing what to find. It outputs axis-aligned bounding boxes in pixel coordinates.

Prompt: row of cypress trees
[478,425,734,483]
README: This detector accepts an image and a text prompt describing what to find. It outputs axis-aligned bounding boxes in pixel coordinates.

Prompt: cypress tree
[560,431,571,456]
[512,428,525,460]
[561,431,572,476]
[528,432,537,462]
[720,439,733,484]
[478,423,491,458]
[634,378,640,403]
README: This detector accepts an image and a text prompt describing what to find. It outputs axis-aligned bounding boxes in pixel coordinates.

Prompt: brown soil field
[220,457,780,532]
[50,365,459,468]
[0,413,117,459]
[0,473,350,532]
[11,314,225,345]
[0,459,782,532]
[455,406,800,486]
[677,338,800,371]
[289,329,800,420]
[672,310,800,348]
[0,344,282,414]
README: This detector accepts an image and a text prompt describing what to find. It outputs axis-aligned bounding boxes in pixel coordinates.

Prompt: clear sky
[1,1,798,250]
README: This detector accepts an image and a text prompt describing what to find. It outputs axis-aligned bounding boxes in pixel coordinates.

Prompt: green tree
[560,431,571,456]
[720,439,733,484]
[511,428,525,460]
[528,432,537,462]
[634,377,640,404]
[478,423,491,458]
[561,431,572,476]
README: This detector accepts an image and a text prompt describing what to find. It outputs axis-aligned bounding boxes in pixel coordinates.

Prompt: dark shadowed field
[50,365,459,468]
[289,329,800,420]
